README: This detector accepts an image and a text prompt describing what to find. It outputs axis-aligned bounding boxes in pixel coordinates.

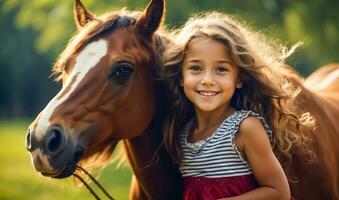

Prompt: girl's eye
[216,66,228,73]
[189,66,201,72]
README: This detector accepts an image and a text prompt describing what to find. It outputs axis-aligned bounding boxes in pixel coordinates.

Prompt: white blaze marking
[35,39,108,139]
[318,69,339,89]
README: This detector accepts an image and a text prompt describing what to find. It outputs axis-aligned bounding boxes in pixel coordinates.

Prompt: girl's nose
[200,72,216,85]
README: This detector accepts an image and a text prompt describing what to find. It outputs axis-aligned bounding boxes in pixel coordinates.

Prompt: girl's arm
[219,116,290,200]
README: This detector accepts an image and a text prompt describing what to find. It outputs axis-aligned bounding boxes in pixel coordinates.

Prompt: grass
[0,120,131,200]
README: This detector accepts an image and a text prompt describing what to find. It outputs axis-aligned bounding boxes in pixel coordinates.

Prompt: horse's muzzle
[25,125,84,178]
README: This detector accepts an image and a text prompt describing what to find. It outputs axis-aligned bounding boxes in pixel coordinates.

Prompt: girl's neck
[194,106,237,132]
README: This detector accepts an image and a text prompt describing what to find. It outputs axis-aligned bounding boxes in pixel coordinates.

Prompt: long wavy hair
[163,12,314,168]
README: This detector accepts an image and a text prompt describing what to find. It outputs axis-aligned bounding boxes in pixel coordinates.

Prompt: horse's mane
[51,10,140,81]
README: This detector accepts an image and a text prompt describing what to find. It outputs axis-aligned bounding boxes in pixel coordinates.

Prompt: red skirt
[183,175,295,200]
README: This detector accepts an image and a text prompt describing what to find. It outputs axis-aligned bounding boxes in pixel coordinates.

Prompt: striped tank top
[179,110,272,178]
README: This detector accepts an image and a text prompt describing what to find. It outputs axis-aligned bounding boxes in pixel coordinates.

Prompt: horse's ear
[74,0,95,30]
[136,0,165,39]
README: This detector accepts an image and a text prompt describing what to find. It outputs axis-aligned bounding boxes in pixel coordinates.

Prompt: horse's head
[25,0,166,178]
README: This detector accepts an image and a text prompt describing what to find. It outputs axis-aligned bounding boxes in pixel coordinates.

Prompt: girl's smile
[197,90,220,97]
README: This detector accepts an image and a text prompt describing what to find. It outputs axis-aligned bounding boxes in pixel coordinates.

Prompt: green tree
[0,3,59,118]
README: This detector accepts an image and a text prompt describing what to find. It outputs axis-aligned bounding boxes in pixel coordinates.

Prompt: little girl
[163,12,313,200]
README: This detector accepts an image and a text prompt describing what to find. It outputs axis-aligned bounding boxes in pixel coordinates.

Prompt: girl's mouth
[197,91,220,96]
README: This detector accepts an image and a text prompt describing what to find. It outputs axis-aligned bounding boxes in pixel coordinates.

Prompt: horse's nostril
[48,130,61,152]
[44,126,65,156]
[25,130,32,151]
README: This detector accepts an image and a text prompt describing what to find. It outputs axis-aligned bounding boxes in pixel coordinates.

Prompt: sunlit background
[0,0,338,199]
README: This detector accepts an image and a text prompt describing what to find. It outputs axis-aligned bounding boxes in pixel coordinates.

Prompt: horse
[25,0,339,199]
[25,0,181,199]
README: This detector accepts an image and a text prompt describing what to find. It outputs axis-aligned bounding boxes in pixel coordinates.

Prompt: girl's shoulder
[222,110,272,141]
[226,110,273,161]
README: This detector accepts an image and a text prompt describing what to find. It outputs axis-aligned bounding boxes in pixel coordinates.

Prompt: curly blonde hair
[163,12,314,168]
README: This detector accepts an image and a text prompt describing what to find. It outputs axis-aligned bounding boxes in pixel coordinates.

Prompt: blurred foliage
[0,0,338,118]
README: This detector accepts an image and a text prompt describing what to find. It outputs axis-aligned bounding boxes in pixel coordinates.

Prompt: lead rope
[73,173,101,200]
[73,166,115,200]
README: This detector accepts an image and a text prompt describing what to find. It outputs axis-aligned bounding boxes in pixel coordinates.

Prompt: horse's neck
[123,117,182,200]
[123,113,164,169]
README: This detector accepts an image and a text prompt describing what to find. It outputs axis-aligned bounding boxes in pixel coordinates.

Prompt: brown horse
[25,0,339,199]
[25,0,181,199]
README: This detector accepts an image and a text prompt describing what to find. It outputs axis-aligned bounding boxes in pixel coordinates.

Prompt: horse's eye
[110,62,134,80]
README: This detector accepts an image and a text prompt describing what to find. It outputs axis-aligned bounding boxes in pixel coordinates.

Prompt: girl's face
[182,37,241,114]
